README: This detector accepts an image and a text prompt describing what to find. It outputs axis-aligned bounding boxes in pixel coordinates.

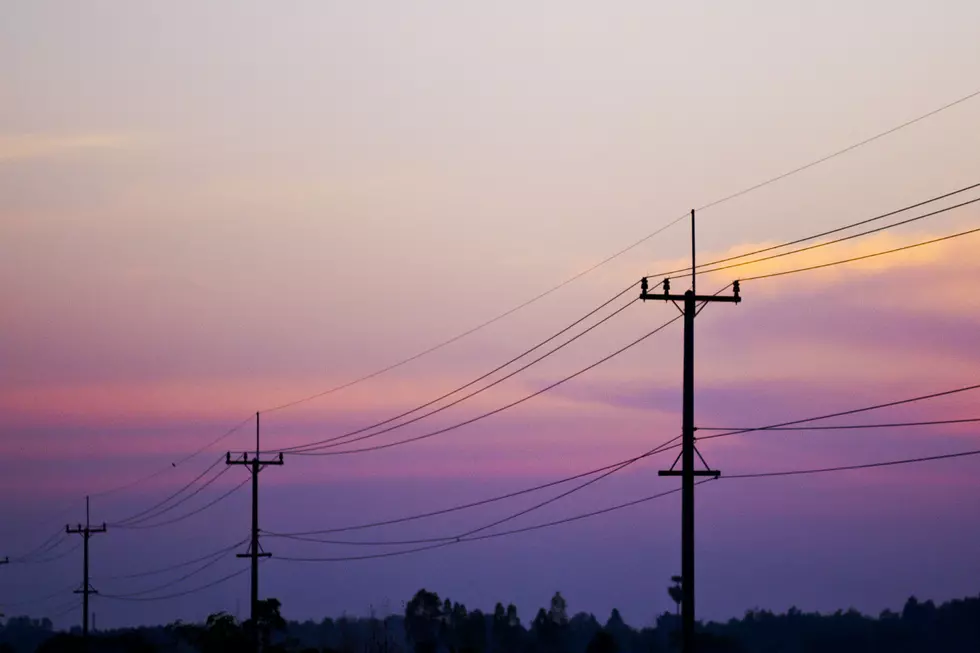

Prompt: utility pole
[641,209,742,653]
[227,412,283,653]
[0,556,8,618]
[66,496,106,640]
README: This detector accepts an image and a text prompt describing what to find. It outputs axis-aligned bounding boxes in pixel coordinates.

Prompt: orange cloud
[0,132,145,162]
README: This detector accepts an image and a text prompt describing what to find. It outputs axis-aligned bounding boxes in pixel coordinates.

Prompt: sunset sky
[2,1,979,631]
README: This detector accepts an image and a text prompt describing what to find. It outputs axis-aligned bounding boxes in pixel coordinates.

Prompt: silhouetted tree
[404,589,443,653]
[668,576,683,617]
[586,629,618,653]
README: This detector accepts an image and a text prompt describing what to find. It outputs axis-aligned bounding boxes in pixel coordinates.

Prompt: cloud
[0,132,145,162]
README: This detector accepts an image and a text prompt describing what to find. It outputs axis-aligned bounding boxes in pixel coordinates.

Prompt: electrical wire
[112,466,233,528]
[695,89,980,214]
[695,196,980,277]
[21,541,81,564]
[292,313,684,456]
[101,564,251,603]
[648,181,980,278]
[276,284,644,453]
[274,441,980,563]
[698,383,980,443]
[11,530,69,563]
[268,436,682,545]
[115,477,249,530]
[259,88,980,417]
[453,437,681,540]
[100,549,236,599]
[48,599,82,620]
[285,294,646,454]
[271,484,697,563]
[89,417,253,499]
[102,538,248,580]
[53,88,977,516]
[269,438,683,537]
[741,225,980,282]
[270,386,980,546]
[723,448,980,479]
[109,455,226,526]
[1,585,77,608]
[697,417,980,431]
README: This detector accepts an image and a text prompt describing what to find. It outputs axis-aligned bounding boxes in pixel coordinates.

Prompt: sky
[1,0,980,632]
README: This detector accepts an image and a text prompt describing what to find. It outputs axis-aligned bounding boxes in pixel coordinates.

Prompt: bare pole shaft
[82,530,90,638]
[682,292,696,653]
[683,208,696,653]
[251,413,260,652]
[691,209,696,296]
[83,495,90,639]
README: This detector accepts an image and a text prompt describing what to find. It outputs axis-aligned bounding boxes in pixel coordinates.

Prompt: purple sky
[2,0,980,633]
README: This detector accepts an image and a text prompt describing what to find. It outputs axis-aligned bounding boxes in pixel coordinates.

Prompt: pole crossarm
[640,277,742,304]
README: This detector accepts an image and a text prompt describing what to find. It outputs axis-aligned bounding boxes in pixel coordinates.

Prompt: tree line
[1,588,979,652]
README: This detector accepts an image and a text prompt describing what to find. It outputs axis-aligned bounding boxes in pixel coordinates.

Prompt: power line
[696,196,980,277]
[89,417,253,500]
[291,314,683,456]
[269,438,681,537]
[102,538,248,581]
[284,295,645,454]
[271,484,694,563]
[11,530,69,563]
[277,284,642,453]
[1,585,77,608]
[95,445,980,590]
[695,89,980,213]
[453,438,680,540]
[698,382,980,443]
[259,87,980,417]
[101,564,251,603]
[273,442,980,563]
[269,386,980,548]
[48,599,83,620]
[650,181,980,278]
[115,478,249,531]
[287,194,980,455]
[697,417,980,431]
[20,541,81,565]
[109,455,226,526]
[101,548,237,599]
[742,224,980,282]
[269,437,683,546]
[723,448,980,479]
[111,466,233,528]
[58,88,979,515]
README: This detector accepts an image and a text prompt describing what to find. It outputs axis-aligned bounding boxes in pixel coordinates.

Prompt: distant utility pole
[641,209,742,653]
[66,496,106,640]
[227,412,283,653]
[0,556,8,618]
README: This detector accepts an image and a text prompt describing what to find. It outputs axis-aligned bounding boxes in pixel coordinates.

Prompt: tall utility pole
[227,412,283,653]
[66,496,106,640]
[641,209,742,653]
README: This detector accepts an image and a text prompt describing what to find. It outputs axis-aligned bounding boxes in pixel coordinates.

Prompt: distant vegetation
[2,589,979,652]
